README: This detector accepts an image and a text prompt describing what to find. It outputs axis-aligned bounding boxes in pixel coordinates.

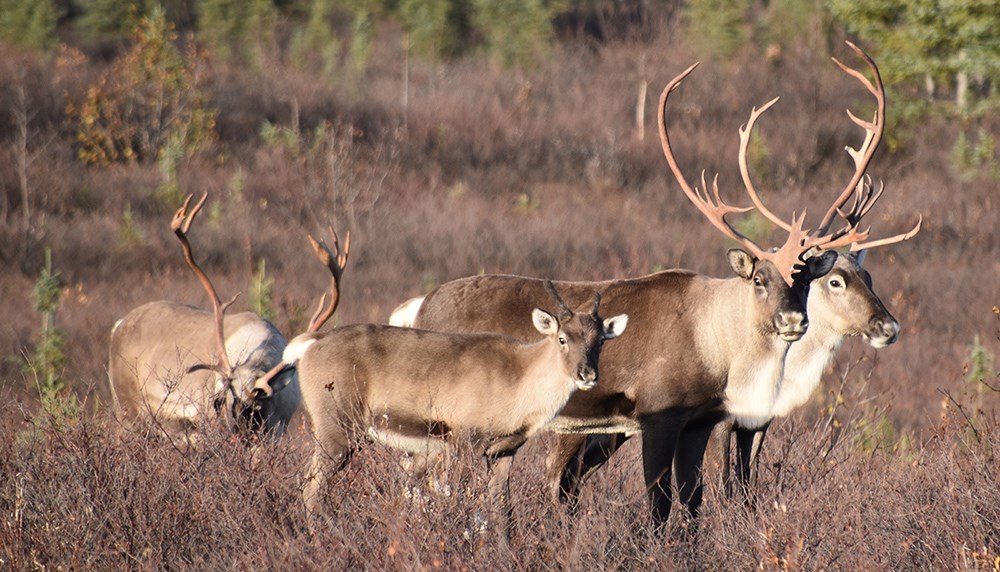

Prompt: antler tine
[543,280,573,319]
[305,226,351,333]
[835,176,884,226]
[738,96,794,232]
[658,65,767,260]
[849,215,922,252]
[172,193,235,376]
[817,41,886,235]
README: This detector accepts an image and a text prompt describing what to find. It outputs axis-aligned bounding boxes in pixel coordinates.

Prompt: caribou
[695,43,921,501]
[705,251,901,497]
[400,43,918,525]
[278,266,627,518]
[107,194,320,440]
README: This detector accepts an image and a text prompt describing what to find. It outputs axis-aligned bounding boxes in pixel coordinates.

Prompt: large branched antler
[658,63,767,262]
[660,64,814,283]
[814,41,921,252]
[172,193,239,378]
[659,42,921,284]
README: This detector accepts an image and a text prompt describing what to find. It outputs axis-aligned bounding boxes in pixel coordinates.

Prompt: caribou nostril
[578,367,597,383]
[775,312,806,332]
[872,319,900,344]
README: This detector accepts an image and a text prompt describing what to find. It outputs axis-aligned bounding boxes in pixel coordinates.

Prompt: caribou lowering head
[107,194,314,439]
[405,44,921,525]
[286,279,627,518]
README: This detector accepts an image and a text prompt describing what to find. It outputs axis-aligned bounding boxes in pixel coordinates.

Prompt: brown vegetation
[1,12,998,570]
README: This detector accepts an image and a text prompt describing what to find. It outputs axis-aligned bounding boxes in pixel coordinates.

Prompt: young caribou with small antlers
[401,43,918,526]
[107,194,309,439]
[279,254,627,518]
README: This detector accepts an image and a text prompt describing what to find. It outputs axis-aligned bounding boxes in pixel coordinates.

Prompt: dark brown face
[809,252,899,347]
[534,294,628,390]
[728,249,810,342]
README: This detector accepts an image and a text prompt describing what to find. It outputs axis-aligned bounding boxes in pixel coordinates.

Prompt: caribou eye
[829,277,844,289]
[753,275,763,287]
[558,336,567,346]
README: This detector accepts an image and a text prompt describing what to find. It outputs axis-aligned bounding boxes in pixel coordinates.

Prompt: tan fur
[296,303,626,517]
[107,301,301,438]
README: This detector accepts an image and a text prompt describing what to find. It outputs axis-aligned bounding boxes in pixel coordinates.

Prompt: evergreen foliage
[195,0,276,62]
[828,0,1000,109]
[680,0,748,60]
[28,248,66,401]
[290,0,339,73]
[67,6,216,165]
[250,259,276,322]
[75,0,146,42]
[471,0,564,66]
[398,0,462,58]
[0,0,63,51]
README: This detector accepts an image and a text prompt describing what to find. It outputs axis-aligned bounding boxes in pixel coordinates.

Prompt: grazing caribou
[405,43,918,525]
[107,194,321,439]
[281,274,627,518]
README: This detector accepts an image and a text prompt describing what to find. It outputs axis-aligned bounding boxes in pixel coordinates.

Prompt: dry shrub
[1,381,998,569]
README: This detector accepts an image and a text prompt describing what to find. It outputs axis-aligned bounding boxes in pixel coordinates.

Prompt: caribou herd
[106,42,919,529]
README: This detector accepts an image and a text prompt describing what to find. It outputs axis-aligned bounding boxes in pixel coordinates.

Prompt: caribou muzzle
[774,310,808,342]
[864,316,899,348]
[575,365,598,390]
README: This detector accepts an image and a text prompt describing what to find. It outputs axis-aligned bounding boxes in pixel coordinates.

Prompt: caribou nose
[576,367,598,390]
[867,317,900,348]
[775,311,808,341]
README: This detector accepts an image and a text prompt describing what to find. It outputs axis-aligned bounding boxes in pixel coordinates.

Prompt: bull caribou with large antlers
[397,42,917,525]
[107,194,351,440]
[698,42,920,500]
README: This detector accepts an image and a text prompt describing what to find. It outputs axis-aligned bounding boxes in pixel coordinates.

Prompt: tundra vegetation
[1,1,999,569]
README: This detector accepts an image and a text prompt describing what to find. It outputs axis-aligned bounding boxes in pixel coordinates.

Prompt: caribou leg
[640,415,686,527]
[674,410,727,519]
[546,433,629,509]
[303,425,353,524]
[484,434,528,539]
[703,417,735,497]
[734,422,770,504]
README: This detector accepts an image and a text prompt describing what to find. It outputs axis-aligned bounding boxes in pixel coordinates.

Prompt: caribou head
[536,281,628,390]
[170,194,347,434]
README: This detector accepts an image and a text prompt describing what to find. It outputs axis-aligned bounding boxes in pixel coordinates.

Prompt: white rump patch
[388,296,425,327]
[282,334,317,365]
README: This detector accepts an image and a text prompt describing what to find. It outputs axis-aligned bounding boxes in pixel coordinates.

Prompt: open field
[1,10,999,570]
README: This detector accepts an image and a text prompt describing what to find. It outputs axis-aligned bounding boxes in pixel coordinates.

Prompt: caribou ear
[806,250,837,279]
[727,249,755,280]
[853,249,868,268]
[532,308,559,336]
[602,314,629,340]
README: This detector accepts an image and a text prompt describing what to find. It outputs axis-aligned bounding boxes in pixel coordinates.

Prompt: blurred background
[0,0,997,441]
